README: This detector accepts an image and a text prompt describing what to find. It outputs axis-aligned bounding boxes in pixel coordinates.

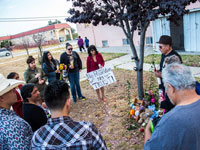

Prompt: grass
[144,54,200,67]
[0,50,126,80]
[102,52,126,61]
[195,77,200,83]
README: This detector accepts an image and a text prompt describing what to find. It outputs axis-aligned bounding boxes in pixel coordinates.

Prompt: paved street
[0,40,78,59]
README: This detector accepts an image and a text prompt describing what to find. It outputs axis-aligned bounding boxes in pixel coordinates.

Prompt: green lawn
[195,77,200,83]
[144,54,200,67]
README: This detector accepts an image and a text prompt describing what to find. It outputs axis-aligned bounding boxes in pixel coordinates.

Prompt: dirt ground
[70,69,155,150]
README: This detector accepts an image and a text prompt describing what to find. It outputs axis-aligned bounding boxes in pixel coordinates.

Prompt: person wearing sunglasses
[60,43,86,103]
[154,35,182,113]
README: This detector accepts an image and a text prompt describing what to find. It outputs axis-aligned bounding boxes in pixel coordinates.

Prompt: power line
[0,16,70,22]
[0,16,69,20]
[0,19,68,22]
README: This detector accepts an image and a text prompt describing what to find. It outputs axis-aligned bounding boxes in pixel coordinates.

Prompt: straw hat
[0,74,25,96]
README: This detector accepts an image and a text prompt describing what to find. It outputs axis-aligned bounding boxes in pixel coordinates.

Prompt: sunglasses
[68,48,73,51]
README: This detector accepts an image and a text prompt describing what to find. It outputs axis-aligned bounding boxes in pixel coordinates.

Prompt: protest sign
[86,67,116,90]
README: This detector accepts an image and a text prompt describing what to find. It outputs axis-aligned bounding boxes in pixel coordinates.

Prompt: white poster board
[86,67,116,90]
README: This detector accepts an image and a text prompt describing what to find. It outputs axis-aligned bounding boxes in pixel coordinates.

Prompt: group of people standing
[2,34,199,149]
[144,35,200,150]
[0,74,107,149]
[0,39,108,149]
[77,36,90,52]
[23,40,105,103]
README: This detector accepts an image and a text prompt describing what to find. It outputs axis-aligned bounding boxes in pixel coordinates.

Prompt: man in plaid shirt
[31,80,107,150]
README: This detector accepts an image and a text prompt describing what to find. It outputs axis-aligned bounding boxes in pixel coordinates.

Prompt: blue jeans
[68,71,82,102]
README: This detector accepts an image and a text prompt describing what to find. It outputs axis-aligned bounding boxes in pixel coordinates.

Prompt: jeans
[79,45,85,52]
[68,71,82,102]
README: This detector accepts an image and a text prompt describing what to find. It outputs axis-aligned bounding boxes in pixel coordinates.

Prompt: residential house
[76,2,200,52]
[153,1,200,52]
[0,23,73,49]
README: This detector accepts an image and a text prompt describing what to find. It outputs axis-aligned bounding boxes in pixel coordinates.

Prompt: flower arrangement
[145,89,160,110]
[59,64,68,80]
[59,64,67,70]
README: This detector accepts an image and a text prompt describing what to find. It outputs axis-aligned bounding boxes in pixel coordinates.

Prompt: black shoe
[80,96,86,101]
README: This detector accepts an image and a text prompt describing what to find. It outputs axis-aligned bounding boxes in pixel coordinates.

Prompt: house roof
[0,36,11,41]
[0,23,71,41]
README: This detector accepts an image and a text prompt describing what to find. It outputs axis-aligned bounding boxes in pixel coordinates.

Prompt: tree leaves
[67,0,197,32]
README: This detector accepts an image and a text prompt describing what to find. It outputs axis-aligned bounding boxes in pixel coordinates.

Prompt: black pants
[79,45,85,52]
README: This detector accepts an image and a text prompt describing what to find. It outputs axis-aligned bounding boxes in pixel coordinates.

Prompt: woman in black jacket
[42,51,60,83]
[60,43,85,103]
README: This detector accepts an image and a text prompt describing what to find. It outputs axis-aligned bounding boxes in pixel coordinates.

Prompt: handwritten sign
[86,67,116,90]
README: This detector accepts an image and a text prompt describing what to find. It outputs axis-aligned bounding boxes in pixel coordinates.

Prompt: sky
[0,0,76,37]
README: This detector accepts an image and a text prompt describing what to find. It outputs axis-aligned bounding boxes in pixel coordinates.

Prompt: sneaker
[80,96,86,101]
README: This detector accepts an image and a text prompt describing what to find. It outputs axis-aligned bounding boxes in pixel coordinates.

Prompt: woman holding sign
[87,45,105,102]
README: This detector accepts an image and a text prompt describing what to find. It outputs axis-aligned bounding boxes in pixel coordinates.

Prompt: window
[122,39,130,45]
[146,37,153,44]
[102,40,108,47]
[59,37,64,42]
[0,49,7,52]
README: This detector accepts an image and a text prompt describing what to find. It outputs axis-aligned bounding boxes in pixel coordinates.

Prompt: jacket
[24,67,46,99]
[42,62,58,83]
[87,52,105,73]
[60,51,82,73]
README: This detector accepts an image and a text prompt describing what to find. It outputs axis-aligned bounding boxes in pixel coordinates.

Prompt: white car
[0,48,11,57]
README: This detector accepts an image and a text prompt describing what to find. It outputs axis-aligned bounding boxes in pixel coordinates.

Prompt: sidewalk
[80,46,200,80]
[116,61,200,78]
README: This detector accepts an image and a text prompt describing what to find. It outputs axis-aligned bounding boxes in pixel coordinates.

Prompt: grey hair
[162,63,196,91]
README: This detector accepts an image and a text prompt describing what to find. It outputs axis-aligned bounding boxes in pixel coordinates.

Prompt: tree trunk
[121,21,149,100]
[137,22,150,100]
[129,38,144,99]
[26,48,29,56]
[39,46,43,58]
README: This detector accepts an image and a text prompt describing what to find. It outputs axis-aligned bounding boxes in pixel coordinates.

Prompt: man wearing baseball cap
[154,35,182,112]
[0,74,32,149]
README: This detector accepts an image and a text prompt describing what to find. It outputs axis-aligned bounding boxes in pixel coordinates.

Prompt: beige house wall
[11,30,55,45]
[10,27,72,46]
[186,1,200,9]
[76,2,200,48]
[76,23,152,47]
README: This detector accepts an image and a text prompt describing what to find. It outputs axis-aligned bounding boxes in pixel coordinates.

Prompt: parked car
[0,48,11,57]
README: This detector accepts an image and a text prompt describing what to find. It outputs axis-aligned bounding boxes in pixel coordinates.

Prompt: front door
[170,17,184,51]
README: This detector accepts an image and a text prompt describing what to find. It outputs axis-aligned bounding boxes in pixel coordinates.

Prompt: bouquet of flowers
[145,90,160,110]
[59,64,67,70]
[59,64,68,80]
